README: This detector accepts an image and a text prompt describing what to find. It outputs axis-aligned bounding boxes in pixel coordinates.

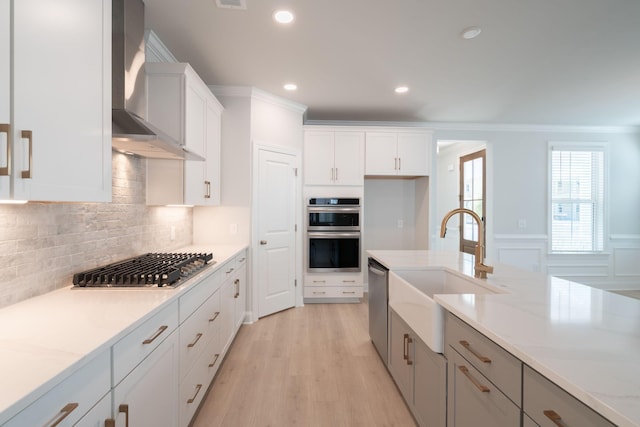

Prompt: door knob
[260,240,267,245]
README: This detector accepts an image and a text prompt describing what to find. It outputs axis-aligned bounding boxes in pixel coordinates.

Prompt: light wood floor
[191,301,417,427]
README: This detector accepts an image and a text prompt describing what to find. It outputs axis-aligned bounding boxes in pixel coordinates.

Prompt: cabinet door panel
[447,349,520,427]
[365,132,397,175]
[12,0,110,202]
[0,0,9,198]
[113,330,179,427]
[388,309,414,404]
[333,132,364,185]
[397,133,430,176]
[304,131,335,185]
[414,338,446,427]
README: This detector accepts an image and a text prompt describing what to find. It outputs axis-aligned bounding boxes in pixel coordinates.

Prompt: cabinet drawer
[4,351,110,427]
[304,274,363,287]
[113,300,179,386]
[304,286,363,298]
[180,270,221,323]
[179,334,221,427]
[445,312,521,403]
[180,288,221,379]
[236,250,247,267]
[448,349,520,427]
[523,365,615,427]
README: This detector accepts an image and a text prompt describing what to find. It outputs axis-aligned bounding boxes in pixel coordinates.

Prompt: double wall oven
[306,198,361,273]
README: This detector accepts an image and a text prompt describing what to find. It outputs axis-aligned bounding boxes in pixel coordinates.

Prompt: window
[549,143,606,252]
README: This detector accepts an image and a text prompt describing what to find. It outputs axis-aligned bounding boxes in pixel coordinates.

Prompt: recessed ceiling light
[395,86,409,94]
[273,10,294,24]
[461,26,482,39]
[284,83,297,91]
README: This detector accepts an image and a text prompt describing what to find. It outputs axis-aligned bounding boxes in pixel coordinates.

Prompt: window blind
[550,148,604,252]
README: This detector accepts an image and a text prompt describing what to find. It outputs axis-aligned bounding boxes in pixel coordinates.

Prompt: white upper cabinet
[365,130,432,176]
[146,63,223,206]
[6,0,112,202]
[304,130,364,186]
[0,0,9,199]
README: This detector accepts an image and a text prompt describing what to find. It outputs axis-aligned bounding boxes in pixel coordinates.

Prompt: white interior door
[257,148,297,317]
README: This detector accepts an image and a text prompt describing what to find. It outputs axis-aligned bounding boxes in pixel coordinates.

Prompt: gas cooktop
[72,252,214,288]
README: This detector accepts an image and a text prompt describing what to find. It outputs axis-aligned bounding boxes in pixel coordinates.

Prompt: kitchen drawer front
[221,259,237,283]
[113,300,179,386]
[4,351,110,427]
[448,349,521,427]
[180,270,221,323]
[179,288,221,379]
[235,250,247,268]
[304,274,363,287]
[523,365,616,427]
[179,332,221,427]
[445,312,521,403]
[304,286,363,298]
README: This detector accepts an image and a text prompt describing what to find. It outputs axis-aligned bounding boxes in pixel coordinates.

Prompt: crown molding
[144,30,178,63]
[209,86,307,114]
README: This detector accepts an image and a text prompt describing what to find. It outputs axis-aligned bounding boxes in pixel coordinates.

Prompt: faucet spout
[440,208,494,279]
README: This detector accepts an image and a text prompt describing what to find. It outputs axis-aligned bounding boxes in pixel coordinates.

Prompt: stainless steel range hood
[111,0,204,161]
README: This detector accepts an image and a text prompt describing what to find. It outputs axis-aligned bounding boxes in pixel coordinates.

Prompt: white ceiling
[143,0,640,127]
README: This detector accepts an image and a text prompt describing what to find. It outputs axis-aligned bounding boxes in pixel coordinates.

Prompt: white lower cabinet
[388,309,446,427]
[303,273,363,301]
[112,329,180,427]
[74,392,112,427]
[3,351,110,427]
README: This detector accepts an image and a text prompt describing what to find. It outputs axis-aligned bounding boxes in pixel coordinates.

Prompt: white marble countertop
[0,244,247,425]
[368,250,640,427]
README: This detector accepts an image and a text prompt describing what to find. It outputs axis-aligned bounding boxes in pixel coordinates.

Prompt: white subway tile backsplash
[0,152,193,309]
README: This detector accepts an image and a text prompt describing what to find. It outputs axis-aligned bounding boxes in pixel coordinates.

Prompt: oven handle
[307,206,360,213]
[307,231,361,239]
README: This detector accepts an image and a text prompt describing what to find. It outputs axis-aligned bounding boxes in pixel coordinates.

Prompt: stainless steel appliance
[368,257,389,365]
[307,198,361,273]
[73,253,214,288]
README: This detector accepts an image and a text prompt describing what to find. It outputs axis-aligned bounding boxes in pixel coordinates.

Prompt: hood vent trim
[111,0,203,161]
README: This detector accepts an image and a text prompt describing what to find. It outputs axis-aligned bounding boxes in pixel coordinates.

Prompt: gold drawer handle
[119,404,130,427]
[49,402,79,427]
[312,291,326,295]
[187,384,203,404]
[187,332,203,348]
[209,311,220,322]
[204,180,211,198]
[342,280,356,283]
[142,325,168,345]
[234,278,240,298]
[313,280,326,283]
[21,130,33,179]
[209,353,220,368]
[543,410,567,427]
[342,291,356,294]
[459,340,492,363]
[0,124,9,176]
[403,333,413,365]
[458,365,490,393]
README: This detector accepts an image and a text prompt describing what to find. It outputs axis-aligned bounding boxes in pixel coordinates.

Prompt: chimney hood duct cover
[111,0,204,161]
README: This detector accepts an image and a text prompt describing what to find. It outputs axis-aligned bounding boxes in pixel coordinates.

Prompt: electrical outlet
[170,226,176,241]
[397,219,403,228]
[230,223,238,234]
[518,219,527,229]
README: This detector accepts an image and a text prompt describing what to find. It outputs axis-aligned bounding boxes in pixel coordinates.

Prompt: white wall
[432,125,640,290]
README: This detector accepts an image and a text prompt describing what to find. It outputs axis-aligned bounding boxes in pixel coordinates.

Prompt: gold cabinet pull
[398,157,402,171]
[342,291,356,295]
[0,124,9,176]
[238,257,246,263]
[403,333,414,365]
[458,365,490,393]
[204,180,211,198]
[21,130,32,179]
[312,280,326,283]
[543,410,567,427]
[49,402,78,427]
[312,291,326,295]
[208,353,220,368]
[187,384,203,404]
[342,280,356,283]
[459,340,492,363]
[187,332,203,348]
[226,267,234,274]
[209,311,220,322]
[234,278,240,298]
[142,325,168,344]
[118,404,130,427]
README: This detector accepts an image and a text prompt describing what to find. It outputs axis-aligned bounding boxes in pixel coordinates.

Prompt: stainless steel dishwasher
[368,257,389,366]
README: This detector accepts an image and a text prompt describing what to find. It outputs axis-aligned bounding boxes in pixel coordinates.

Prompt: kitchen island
[368,250,640,427]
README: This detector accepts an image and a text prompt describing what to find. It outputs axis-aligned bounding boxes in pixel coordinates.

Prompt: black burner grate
[73,253,214,288]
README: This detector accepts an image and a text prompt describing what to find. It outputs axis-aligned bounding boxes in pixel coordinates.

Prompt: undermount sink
[389,268,507,353]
